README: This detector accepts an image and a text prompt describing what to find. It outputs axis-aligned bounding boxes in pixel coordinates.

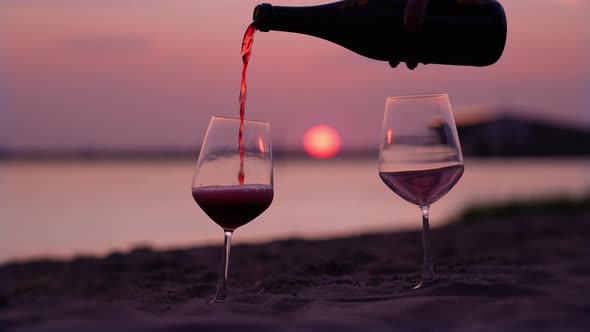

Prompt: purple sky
[0,0,588,151]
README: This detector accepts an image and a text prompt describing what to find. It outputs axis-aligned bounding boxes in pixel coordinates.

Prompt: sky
[0,0,588,151]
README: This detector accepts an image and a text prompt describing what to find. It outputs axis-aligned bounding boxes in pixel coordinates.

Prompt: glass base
[413,278,436,290]
[210,285,228,304]
[210,296,227,304]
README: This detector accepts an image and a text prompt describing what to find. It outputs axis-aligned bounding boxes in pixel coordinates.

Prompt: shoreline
[3,193,588,266]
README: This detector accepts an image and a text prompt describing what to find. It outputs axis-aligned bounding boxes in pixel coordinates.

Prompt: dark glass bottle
[253,0,507,68]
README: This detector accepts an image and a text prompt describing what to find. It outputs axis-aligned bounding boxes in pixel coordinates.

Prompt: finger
[404,0,429,31]
[406,61,418,70]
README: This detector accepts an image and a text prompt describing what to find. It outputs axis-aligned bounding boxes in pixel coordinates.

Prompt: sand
[1,213,589,331]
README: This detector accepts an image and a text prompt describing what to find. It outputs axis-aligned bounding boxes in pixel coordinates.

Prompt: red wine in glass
[192,116,273,303]
[238,22,257,186]
[379,164,464,207]
[192,184,273,230]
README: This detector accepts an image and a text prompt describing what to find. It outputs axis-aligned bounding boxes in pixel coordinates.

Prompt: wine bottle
[253,0,507,69]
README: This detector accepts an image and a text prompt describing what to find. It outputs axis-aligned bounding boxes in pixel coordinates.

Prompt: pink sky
[0,0,588,151]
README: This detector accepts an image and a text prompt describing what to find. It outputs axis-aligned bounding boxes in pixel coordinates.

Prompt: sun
[303,125,341,159]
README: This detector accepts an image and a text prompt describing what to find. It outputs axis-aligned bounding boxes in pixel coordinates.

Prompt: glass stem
[420,206,435,283]
[212,230,233,303]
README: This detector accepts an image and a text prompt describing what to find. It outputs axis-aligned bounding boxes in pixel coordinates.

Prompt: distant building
[457,114,590,156]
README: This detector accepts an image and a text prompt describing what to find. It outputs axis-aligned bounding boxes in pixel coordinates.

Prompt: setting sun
[303,125,341,159]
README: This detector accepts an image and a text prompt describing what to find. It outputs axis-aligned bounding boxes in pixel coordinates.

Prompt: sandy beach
[1,212,589,331]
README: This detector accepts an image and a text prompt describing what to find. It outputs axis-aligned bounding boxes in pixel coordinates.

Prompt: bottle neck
[254,1,406,33]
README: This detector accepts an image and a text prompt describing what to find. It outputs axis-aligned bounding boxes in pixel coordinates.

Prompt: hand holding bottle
[391,0,429,70]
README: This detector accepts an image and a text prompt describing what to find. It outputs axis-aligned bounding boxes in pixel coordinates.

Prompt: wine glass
[192,116,273,303]
[378,94,464,289]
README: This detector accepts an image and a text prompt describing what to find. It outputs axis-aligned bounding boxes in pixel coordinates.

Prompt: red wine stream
[239,22,257,186]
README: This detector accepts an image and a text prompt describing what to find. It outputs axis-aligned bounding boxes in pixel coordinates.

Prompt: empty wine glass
[192,116,273,303]
[378,94,464,289]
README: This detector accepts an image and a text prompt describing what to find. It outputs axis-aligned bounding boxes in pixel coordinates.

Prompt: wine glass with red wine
[378,94,464,289]
[192,116,273,303]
